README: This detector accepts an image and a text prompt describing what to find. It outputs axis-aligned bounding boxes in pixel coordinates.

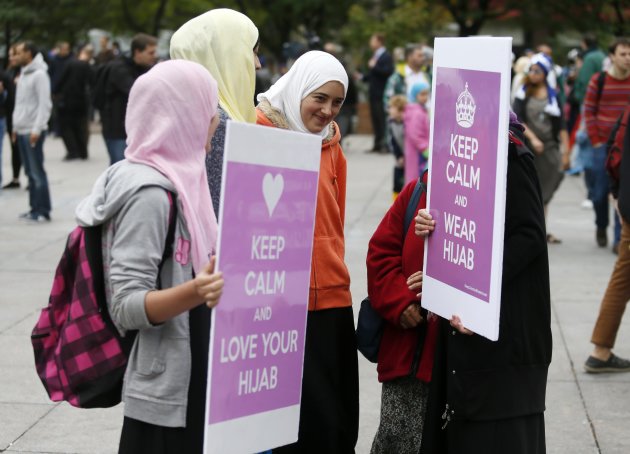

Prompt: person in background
[513,52,570,244]
[0,67,11,189]
[574,33,607,107]
[585,102,630,374]
[364,32,393,153]
[404,81,431,184]
[12,41,52,222]
[256,51,358,453]
[583,37,630,252]
[170,8,260,218]
[95,35,115,66]
[54,44,94,160]
[3,44,22,189]
[101,33,157,165]
[387,94,407,198]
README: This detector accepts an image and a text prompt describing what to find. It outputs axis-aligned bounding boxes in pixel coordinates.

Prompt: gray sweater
[76,161,195,428]
[12,53,52,135]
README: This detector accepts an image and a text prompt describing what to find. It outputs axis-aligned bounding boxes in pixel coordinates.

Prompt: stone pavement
[0,132,628,453]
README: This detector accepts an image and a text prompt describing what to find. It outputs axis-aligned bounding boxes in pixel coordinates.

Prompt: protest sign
[204,121,321,453]
[421,37,512,341]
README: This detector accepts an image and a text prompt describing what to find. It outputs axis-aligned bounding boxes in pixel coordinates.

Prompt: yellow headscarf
[170,8,259,124]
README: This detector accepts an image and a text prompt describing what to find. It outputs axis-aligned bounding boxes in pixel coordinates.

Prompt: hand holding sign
[415,209,435,237]
[194,256,225,308]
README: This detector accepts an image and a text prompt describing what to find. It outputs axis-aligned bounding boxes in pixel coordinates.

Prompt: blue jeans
[104,137,126,165]
[0,118,5,186]
[585,144,610,230]
[17,132,51,216]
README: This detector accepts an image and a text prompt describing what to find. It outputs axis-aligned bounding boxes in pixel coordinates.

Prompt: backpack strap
[404,175,426,236]
[156,191,177,289]
[595,71,606,105]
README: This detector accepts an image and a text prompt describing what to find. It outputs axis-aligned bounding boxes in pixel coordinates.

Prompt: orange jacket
[256,108,352,311]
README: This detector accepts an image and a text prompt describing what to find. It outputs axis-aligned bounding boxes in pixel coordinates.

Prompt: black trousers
[274,307,359,454]
[369,97,386,151]
[59,110,89,159]
[6,115,21,180]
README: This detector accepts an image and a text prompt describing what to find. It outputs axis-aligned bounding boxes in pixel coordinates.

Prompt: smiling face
[300,81,345,133]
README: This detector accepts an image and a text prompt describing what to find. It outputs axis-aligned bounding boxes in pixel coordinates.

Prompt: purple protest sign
[204,122,321,453]
[425,67,500,302]
[421,37,512,341]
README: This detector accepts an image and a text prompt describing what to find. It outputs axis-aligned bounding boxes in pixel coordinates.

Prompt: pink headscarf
[125,60,219,273]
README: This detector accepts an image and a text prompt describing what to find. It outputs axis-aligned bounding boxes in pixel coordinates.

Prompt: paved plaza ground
[0,132,629,453]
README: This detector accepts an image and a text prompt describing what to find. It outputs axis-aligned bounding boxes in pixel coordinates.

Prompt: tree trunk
[152,0,169,37]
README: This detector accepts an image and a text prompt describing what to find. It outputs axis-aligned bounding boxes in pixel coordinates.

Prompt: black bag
[357,177,426,363]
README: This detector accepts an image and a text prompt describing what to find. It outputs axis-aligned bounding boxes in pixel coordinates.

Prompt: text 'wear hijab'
[257,50,348,140]
[125,60,219,273]
[170,8,259,124]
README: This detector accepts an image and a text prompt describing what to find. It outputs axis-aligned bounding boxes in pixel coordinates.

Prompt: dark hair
[131,33,158,55]
[18,41,38,59]
[405,45,423,59]
[372,33,386,45]
[609,37,630,55]
[582,33,598,49]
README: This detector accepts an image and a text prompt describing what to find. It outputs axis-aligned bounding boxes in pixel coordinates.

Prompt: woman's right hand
[400,303,423,329]
[415,209,435,237]
[194,256,224,308]
[530,136,544,155]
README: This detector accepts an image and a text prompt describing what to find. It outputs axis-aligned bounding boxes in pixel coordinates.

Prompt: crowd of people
[1,6,630,453]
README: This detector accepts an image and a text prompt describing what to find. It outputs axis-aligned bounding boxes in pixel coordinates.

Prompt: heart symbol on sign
[262,173,284,217]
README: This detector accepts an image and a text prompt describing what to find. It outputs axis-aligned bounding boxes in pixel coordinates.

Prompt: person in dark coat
[2,44,23,189]
[53,45,95,160]
[415,116,552,454]
[101,33,157,165]
[365,33,393,153]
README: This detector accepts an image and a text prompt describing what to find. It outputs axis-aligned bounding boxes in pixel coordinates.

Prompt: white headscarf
[257,51,348,139]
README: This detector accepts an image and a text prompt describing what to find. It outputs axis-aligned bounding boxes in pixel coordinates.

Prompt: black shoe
[63,155,79,161]
[25,212,51,223]
[596,228,607,247]
[585,353,630,373]
[2,181,20,189]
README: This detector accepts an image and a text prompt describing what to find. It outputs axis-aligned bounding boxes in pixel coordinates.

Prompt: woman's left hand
[407,271,423,298]
[450,315,474,335]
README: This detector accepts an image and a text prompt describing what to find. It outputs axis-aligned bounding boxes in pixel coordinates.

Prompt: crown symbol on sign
[456,82,476,128]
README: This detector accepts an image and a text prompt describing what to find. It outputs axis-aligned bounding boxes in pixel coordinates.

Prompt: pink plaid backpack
[31,192,176,408]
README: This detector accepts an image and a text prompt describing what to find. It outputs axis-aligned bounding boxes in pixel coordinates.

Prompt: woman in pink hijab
[75,59,224,453]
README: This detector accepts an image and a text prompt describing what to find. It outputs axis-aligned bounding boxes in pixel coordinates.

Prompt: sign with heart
[206,121,321,454]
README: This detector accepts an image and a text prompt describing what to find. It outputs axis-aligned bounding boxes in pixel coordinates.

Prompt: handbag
[357,177,426,363]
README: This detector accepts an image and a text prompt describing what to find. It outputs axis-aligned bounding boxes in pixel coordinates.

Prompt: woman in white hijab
[256,51,358,453]
[170,8,260,218]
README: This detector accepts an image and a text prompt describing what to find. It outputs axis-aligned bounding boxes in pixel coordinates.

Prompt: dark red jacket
[367,173,438,383]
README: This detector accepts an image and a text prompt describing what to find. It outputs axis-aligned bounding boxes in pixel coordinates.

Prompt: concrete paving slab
[7,403,122,454]
[0,403,54,451]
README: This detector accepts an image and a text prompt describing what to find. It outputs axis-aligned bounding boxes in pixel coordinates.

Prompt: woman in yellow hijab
[170,8,260,217]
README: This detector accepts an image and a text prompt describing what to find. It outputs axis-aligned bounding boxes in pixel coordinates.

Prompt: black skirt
[118,304,211,454]
[274,306,359,454]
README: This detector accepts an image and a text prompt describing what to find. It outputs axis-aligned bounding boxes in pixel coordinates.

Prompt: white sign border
[422,37,513,341]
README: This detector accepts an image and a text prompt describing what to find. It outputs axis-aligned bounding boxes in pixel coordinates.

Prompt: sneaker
[18,211,33,219]
[581,199,593,210]
[24,212,51,223]
[596,228,607,247]
[2,181,20,189]
[584,353,630,373]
